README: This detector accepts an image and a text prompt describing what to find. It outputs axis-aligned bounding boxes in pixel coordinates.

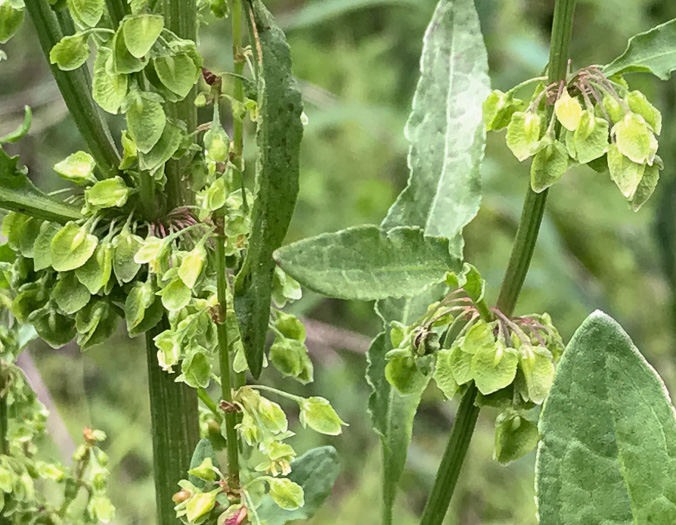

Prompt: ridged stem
[419,2,577,524]
[145,326,200,525]
[163,0,197,209]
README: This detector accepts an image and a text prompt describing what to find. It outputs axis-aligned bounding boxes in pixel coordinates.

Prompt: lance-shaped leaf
[0,149,82,223]
[380,0,489,257]
[536,311,676,525]
[367,287,444,525]
[234,0,303,378]
[604,18,676,80]
[275,226,458,301]
[256,446,340,525]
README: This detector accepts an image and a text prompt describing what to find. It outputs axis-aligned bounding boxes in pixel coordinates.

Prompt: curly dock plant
[0,0,343,524]
[276,0,676,524]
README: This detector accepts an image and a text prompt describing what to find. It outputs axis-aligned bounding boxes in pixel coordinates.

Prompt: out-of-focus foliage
[3,0,676,523]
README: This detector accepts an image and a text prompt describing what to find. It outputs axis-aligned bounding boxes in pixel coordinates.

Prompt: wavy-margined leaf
[367,286,445,525]
[380,0,489,257]
[256,446,340,525]
[0,149,82,223]
[275,226,458,301]
[234,0,303,379]
[604,19,676,80]
[536,311,676,525]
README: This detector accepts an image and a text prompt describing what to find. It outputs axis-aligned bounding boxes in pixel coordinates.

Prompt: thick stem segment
[419,1,577,524]
[145,327,200,525]
[0,375,7,525]
[25,0,120,178]
[215,234,241,486]
[163,0,197,209]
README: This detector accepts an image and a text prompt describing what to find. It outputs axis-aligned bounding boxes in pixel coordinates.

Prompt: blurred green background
[3,0,676,523]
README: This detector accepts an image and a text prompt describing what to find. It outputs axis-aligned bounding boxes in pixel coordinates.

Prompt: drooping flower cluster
[484,67,663,210]
[384,264,564,463]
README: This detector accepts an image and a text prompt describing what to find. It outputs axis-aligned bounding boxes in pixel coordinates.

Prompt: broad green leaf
[51,222,98,272]
[126,92,166,154]
[85,176,130,208]
[0,148,82,224]
[234,0,304,378]
[122,14,164,58]
[380,0,489,257]
[256,446,340,525]
[536,311,676,525]
[604,19,676,80]
[0,2,24,44]
[67,0,104,27]
[92,46,128,114]
[506,112,542,162]
[49,34,90,71]
[274,225,458,301]
[153,53,199,98]
[53,272,91,314]
[530,138,569,193]
[54,151,96,185]
[608,142,646,199]
[367,287,442,525]
[124,282,156,331]
[75,242,113,294]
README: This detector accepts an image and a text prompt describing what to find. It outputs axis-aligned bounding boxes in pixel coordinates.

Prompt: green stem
[25,0,121,178]
[145,326,200,525]
[104,0,128,27]
[215,235,241,486]
[163,0,197,209]
[419,387,479,525]
[231,0,248,211]
[197,388,223,422]
[419,2,577,524]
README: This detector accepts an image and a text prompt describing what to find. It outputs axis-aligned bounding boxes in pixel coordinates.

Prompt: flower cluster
[484,67,663,210]
[384,264,564,463]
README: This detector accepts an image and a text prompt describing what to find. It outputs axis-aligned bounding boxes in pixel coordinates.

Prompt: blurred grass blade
[381,0,490,257]
[235,0,303,378]
[278,0,420,31]
[604,18,676,80]
[0,106,32,144]
[536,311,676,524]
